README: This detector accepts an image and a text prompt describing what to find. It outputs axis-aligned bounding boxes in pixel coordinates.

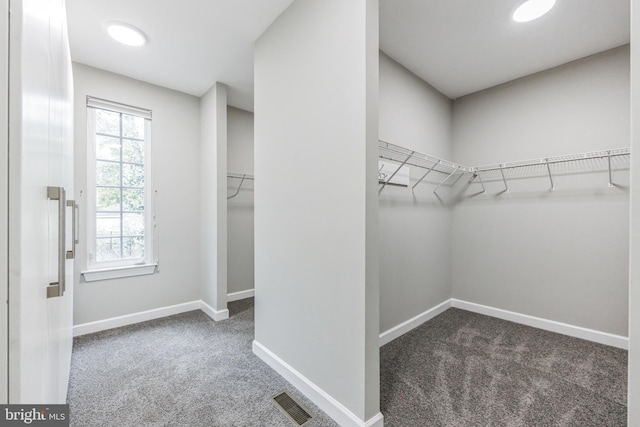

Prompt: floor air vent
[273,391,314,426]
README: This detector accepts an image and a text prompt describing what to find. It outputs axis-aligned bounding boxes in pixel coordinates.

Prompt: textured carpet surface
[380,308,628,427]
[67,298,338,427]
[69,301,627,426]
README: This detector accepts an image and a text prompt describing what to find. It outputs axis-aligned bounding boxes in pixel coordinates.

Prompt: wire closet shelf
[227,173,254,200]
[378,140,631,195]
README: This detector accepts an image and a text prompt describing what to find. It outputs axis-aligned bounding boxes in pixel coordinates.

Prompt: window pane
[96,135,120,161]
[123,213,145,236]
[96,187,121,211]
[96,109,120,136]
[123,163,144,187]
[122,139,144,164]
[96,237,121,262]
[90,101,151,267]
[122,114,144,139]
[122,188,144,212]
[96,213,121,238]
[122,237,144,259]
[96,161,120,186]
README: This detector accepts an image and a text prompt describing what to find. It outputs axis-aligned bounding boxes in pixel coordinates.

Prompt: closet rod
[227,173,255,180]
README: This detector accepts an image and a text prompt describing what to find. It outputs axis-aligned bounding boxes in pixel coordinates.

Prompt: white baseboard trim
[379,299,452,347]
[73,301,201,337]
[227,289,254,302]
[252,340,384,427]
[364,412,384,427]
[200,300,230,322]
[451,299,629,350]
[378,298,629,350]
[73,299,233,337]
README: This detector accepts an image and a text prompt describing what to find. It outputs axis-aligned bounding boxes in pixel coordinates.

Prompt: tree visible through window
[87,97,153,268]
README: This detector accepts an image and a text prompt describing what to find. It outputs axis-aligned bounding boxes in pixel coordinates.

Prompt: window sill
[81,263,157,282]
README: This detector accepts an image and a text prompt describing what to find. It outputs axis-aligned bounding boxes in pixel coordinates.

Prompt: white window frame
[82,96,157,282]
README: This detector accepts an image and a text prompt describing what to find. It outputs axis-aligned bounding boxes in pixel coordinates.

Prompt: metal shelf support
[608,151,613,187]
[378,140,630,196]
[499,165,509,193]
[227,173,254,200]
[433,166,461,197]
[380,150,414,192]
[477,172,486,193]
[545,159,555,191]
[412,160,441,190]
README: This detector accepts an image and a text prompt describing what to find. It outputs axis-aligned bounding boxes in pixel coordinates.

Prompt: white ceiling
[66,0,295,111]
[67,0,631,110]
[380,0,630,99]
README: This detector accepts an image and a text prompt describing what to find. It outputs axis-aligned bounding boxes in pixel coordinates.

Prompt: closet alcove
[227,107,255,301]
[377,0,630,423]
[378,0,629,343]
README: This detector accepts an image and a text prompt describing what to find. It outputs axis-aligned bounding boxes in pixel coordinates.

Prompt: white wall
[453,46,630,165]
[451,46,630,336]
[254,0,381,425]
[200,83,228,316]
[378,52,453,333]
[628,1,639,423]
[72,63,202,324]
[227,107,254,295]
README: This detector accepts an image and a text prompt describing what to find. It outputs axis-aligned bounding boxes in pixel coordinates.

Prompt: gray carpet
[69,300,628,426]
[67,298,338,427]
[381,308,628,427]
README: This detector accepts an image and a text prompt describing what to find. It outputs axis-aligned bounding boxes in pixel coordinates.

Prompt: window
[84,97,156,280]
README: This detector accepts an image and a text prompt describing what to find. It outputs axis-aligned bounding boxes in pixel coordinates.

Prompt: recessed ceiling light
[513,0,556,23]
[105,21,147,47]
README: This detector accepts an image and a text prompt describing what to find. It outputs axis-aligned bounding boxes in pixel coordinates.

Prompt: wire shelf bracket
[476,172,486,193]
[227,173,254,200]
[499,165,509,193]
[378,140,471,198]
[379,140,630,197]
[608,151,614,187]
[412,159,441,190]
[433,166,461,197]
[544,159,555,191]
[379,150,414,192]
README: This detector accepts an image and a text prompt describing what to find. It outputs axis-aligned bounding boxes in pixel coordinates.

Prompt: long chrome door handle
[47,186,66,298]
[66,199,77,259]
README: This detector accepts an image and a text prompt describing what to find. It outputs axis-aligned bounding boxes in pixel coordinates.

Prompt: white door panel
[0,0,9,405]
[8,0,74,404]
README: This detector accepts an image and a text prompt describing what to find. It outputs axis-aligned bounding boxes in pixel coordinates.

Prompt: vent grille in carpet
[273,391,314,426]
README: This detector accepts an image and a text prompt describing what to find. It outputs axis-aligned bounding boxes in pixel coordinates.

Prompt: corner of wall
[628,1,639,424]
[199,83,228,313]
